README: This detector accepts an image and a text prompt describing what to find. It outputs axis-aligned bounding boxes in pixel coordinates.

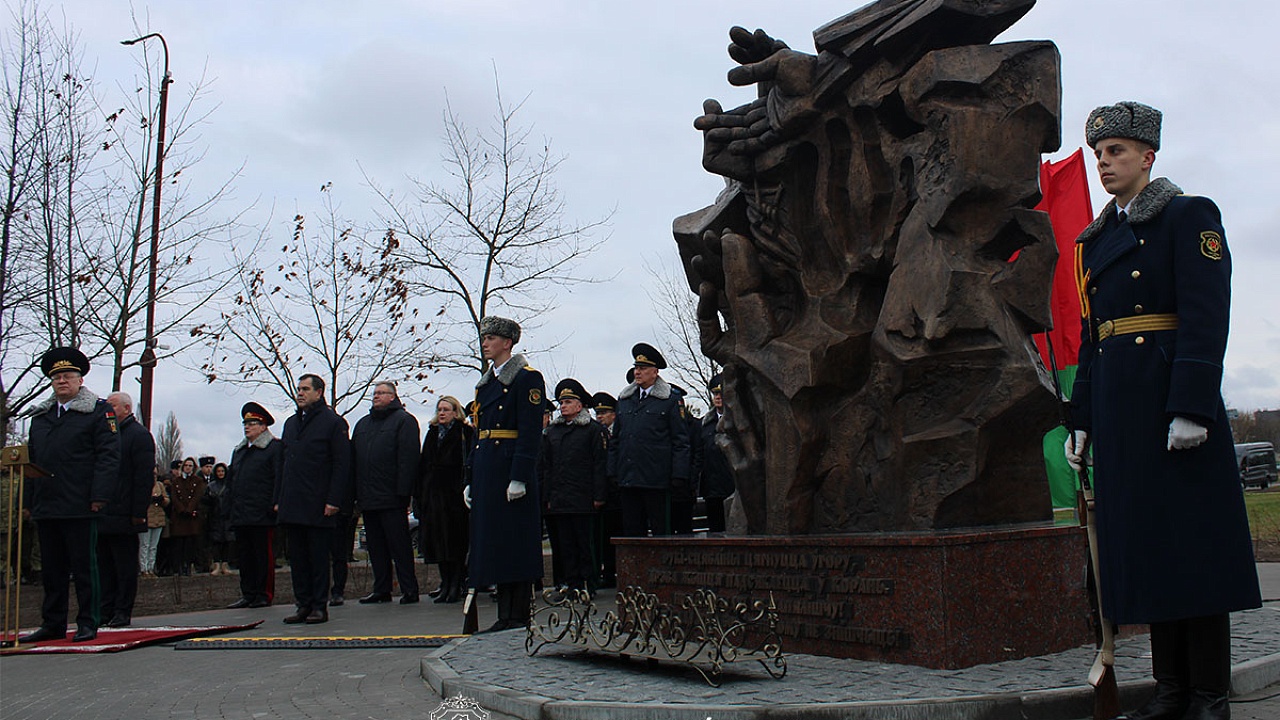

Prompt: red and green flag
[1032,148,1094,508]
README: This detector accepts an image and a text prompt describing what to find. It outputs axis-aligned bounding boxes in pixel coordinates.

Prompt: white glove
[506,480,527,502]
[1064,430,1091,472]
[1168,416,1208,450]
[462,485,471,509]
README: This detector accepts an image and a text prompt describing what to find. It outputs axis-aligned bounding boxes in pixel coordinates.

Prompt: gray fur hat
[1085,101,1162,151]
[479,315,521,344]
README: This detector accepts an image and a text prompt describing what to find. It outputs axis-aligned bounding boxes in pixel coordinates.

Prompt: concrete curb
[421,640,1280,720]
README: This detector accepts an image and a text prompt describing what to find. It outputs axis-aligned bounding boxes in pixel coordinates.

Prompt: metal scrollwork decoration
[526,586,786,687]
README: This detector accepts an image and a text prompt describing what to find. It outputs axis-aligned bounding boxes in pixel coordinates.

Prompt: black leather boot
[1119,681,1189,720]
[434,563,454,604]
[1180,689,1230,720]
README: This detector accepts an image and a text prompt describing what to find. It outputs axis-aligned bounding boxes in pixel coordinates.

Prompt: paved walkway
[1,564,1278,720]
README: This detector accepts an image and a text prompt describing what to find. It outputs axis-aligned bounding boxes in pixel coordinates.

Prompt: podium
[2,445,47,648]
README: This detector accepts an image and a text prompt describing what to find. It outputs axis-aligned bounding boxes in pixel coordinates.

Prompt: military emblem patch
[104,408,118,434]
[529,388,542,405]
[1200,231,1223,260]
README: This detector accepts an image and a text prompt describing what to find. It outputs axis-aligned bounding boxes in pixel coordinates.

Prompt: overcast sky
[23,0,1280,458]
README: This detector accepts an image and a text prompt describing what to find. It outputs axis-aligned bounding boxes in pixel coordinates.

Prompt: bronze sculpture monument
[675,0,1062,535]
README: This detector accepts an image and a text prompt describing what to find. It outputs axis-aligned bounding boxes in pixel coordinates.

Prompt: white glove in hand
[506,480,527,502]
[1168,416,1208,450]
[462,485,471,509]
[1064,430,1091,472]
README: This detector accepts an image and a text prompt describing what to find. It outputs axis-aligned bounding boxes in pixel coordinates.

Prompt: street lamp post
[122,32,170,430]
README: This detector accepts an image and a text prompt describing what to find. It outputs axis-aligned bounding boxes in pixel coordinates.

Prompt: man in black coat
[352,381,421,605]
[22,347,120,643]
[590,392,622,587]
[539,379,608,595]
[277,374,352,624]
[698,374,735,533]
[226,402,283,609]
[1067,101,1261,720]
[608,344,690,537]
[97,392,155,628]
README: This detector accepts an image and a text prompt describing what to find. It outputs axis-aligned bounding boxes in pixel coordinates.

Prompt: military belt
[1096,313,1178,341]
[477,429,519,440]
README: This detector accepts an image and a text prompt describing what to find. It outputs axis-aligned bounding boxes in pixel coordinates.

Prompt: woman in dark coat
[167,457,206,576]
[415,395,473,603]
[202,463,235,575]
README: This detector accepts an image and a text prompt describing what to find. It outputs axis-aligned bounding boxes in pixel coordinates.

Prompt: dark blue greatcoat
[467,354,545,587]
[608,376,690,491]
[277,400,352,527]
[1071,178,1260,624]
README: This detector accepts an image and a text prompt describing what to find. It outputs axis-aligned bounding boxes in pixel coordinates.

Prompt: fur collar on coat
[1076,177,1183,243]
[617,375,673,401]
[477,353,529,388]
[234,428,276,452]
[30,386,100,416]
[550,411,593,427]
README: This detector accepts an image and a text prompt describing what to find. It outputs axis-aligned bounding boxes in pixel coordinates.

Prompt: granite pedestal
[615,523,1092,669]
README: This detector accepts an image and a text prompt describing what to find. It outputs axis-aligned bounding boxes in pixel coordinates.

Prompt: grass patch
[1245,490,1280,561]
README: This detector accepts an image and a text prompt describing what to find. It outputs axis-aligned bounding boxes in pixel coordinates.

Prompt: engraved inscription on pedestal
[644,546,911,654]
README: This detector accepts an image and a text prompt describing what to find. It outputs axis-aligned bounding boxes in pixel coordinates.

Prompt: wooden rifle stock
[1043,333,1120,719]
[462,588,478,635]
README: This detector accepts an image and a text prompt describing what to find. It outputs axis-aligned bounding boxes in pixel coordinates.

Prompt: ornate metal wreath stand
[526,586,786,687]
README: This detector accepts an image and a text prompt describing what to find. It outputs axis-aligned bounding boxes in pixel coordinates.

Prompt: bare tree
[0,2,104,432]
[644,258,720,412]
[370,81,609,375]
[197,184,438,416]
[154,410,183,471]
[0,3,245,433]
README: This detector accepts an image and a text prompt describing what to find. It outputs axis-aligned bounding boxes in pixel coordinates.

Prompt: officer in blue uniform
[1066,101,1261,720]
[22,347,120,644]
[609,343,690,537]
[465,316,545,632]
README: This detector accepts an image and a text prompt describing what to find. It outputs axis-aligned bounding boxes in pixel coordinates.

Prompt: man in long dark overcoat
[97,391,155,628]
[277,374,352,624]
[22,347,120,643]
[465,316,545,632]
[1067,101,1261,720]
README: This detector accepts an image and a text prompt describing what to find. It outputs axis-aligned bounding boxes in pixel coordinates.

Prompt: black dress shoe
[328,594,345,607]
[226,598,253,609]
[105,614,131,628]
[304,609,328,624]
[477,619,521,634]
[248,599,270,608]
[18,626,65,644]
[358,592,392,604]
[283,609,309,624]
[72,626,98,642]
[426,584,443,599]
[399,593,419,605]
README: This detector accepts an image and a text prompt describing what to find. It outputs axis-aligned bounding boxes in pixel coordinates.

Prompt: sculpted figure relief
[675,0,1062,534]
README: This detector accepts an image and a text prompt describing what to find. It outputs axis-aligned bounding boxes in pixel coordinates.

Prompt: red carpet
[1,621,263,655]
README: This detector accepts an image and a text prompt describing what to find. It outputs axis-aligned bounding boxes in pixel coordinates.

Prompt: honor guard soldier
[1066,101,1261,720]
[22,348,120,643]
[608,343,690,537]
[465,316,546,632]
